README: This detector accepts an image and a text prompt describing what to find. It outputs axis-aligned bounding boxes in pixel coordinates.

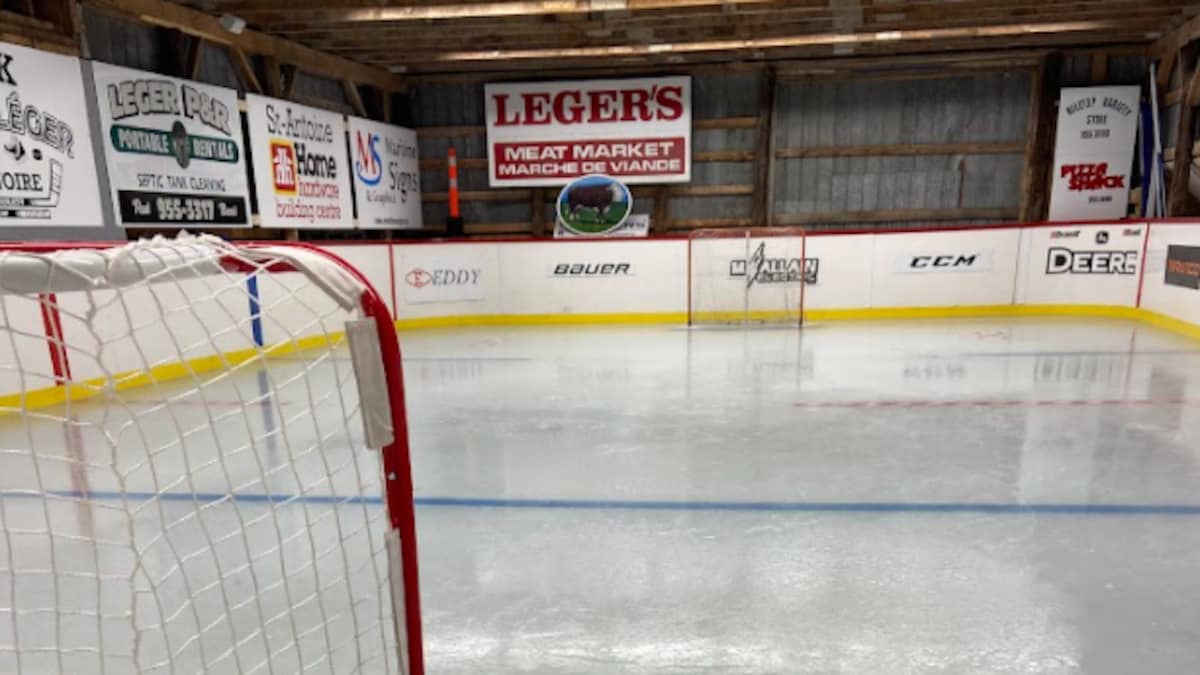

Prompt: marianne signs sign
[485,76,691,187]
[347,116,422,229]
[93,63,249,227]
[0,41,103,227]
[1048,86,1140,222]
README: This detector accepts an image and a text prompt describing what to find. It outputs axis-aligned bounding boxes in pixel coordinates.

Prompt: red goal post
[0,235,423,675]
[687,227,808,326]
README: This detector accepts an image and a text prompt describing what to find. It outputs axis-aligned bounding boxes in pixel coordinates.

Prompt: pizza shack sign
[1047,86,1139,222]
[484,76,691,187]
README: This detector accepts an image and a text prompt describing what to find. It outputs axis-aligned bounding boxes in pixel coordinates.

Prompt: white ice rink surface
[5,316,1200,674]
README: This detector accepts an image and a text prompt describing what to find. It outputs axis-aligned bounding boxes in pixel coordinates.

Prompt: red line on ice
[795,398,1192,409]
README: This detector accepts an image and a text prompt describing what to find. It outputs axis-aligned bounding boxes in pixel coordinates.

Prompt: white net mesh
[0,236,404,674]
[688,228,807,325]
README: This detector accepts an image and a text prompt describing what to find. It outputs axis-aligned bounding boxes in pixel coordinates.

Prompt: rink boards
[2,220,1200,404]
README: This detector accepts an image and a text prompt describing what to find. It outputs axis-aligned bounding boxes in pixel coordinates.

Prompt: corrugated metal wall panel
[292,72,351,112]
[195,45,239,90]
[670,196,753,221]
[1060,55,1092,87]
[83,7,162,71]
[693,70,763,118]
[411,82,486,126]
[805,219,1014,233]
[1109,56,1149,85]
[692,161,754,186]
[666,72,763,225]
[772,72,1030,229]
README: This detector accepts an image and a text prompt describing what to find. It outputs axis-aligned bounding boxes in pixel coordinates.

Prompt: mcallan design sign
[1165,245,1200,290]
[729,242,818,286]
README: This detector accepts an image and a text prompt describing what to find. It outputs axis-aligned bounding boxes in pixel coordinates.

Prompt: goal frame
[0,238,424,675]
[686,227,808,327]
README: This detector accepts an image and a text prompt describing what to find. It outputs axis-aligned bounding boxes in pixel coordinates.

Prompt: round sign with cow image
[556,174,633,236]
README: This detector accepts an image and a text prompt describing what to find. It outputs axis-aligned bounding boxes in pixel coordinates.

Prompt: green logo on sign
[556,174,632,236]
[110,121,239,169]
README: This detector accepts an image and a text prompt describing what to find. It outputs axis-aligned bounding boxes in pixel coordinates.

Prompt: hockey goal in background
[0,236,422,674]
[688,227,808,326]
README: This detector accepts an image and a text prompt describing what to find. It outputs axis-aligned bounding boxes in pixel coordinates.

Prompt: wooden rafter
[342,79,368,117]
[229,47,263,94]
[165,0,1195,74]
[184,36,204,80]
[84,0,405,91]
[1169,44,1199,215]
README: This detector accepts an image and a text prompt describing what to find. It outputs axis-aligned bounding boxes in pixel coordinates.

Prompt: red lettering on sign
[524,92,552,125]
[1061,163,1126,191]
[491,84,685,126]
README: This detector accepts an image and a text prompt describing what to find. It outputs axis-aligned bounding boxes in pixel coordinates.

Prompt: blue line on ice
[5,490,1200,515]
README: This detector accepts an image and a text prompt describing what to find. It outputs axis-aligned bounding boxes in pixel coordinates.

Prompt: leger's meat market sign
[485,76,691,187]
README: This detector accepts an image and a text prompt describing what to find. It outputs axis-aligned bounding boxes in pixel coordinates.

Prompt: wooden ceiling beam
[1151,10,1200,56]
[249,0,1194,30]
[386,29,1154,73]
[354,18,1158,67]
[224,0,788,23]
[83,0,406,91]
[299,8,1182,57]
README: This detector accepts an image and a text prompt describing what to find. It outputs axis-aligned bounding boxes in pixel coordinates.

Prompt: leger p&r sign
[485,76,691,187]
[93,63,249,227]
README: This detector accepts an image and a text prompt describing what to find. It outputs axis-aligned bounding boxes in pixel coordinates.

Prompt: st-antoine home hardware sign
[485,76,692,187]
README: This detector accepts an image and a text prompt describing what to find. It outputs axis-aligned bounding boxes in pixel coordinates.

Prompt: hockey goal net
[0,235,422,674]
[688,227,808,325]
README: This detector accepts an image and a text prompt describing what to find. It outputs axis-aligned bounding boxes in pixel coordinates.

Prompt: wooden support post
[1090,53,1108,84]
[652,186,670,234]
[751,66,776,228]
[281,64,299,100]
[262,55,281,97]
[155,26,185,76]
[530,188,546,236]
[343,79,368,117]
[68,0,88,57]
[86,0,406,92]
[1169,44,1200,215]
[229,47,262,94]
[1019,53,1060,223]
[1158,50,1178,93]
[184,36,204,80]
[382,91,393,123]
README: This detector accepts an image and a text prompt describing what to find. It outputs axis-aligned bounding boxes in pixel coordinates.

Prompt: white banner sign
[485,76,691,187]
[401,247,488,304]
[347,116,422,229]
[1048,86,1140,222]
[0,41,103,227]
[93,63,248,227]
[246,94,352,228]
[554,214,649,238]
